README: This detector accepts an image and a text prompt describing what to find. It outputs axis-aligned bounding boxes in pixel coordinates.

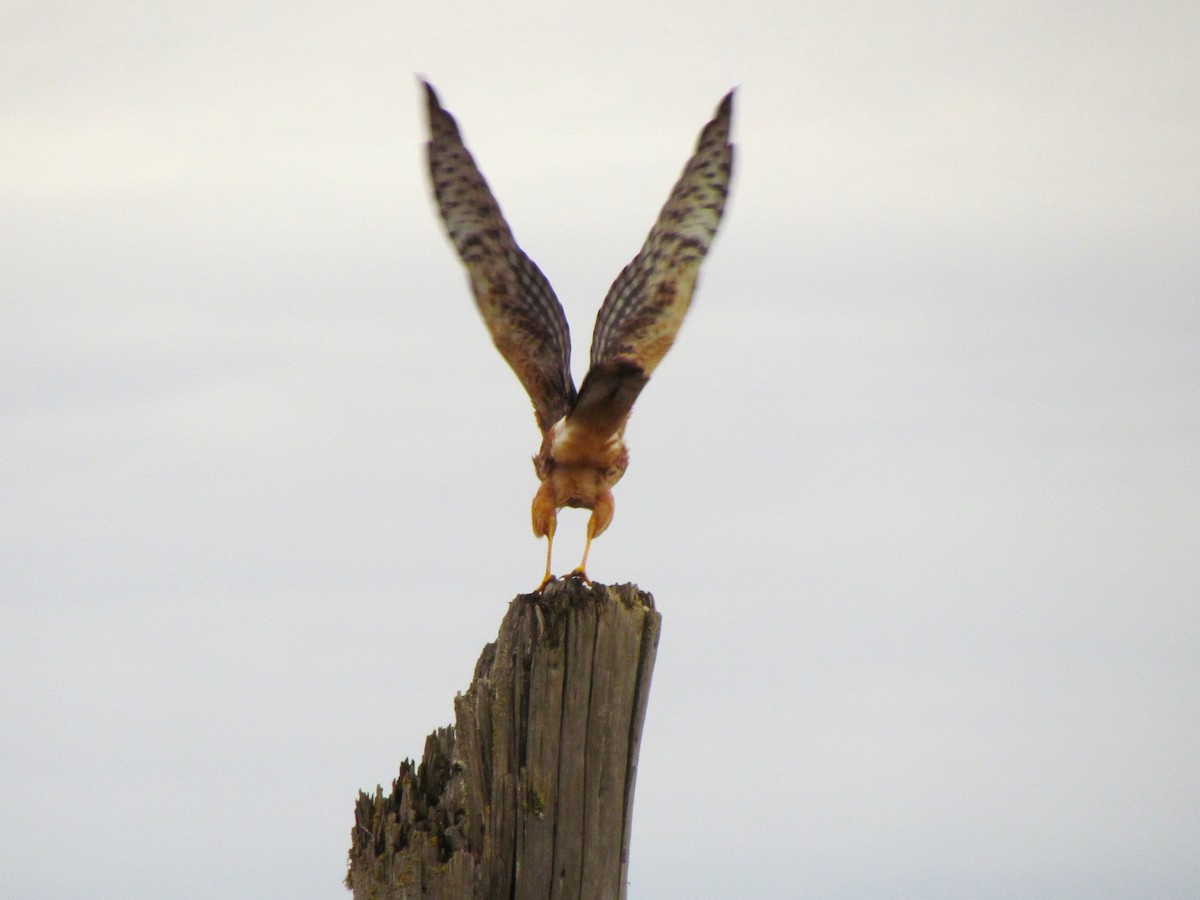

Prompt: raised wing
[574,90,735,435]
[423,81,576,433]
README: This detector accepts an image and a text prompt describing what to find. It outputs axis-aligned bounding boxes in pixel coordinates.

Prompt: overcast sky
[3,2,1198,897]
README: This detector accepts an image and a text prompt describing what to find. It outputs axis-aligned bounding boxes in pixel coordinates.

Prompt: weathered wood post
[347,578,661,899]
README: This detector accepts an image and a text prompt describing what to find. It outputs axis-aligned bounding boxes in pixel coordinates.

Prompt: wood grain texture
[347,579,661,899]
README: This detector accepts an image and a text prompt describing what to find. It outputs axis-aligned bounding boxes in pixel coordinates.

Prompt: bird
[422,81,734,587]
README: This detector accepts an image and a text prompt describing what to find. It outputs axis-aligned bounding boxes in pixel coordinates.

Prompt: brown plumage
[423,81,734,586]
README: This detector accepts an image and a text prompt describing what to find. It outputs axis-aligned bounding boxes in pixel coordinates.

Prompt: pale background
[3,2,1198,897]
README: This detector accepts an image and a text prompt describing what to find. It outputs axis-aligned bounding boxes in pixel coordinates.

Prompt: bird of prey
[422,81,734,587]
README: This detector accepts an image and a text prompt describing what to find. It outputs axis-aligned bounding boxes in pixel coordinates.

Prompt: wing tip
[700,88,735,149]
[718,87,736,117]
[421,78,465,144]
[418,76,438,107]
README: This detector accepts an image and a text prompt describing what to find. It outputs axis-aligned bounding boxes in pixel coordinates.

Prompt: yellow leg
[537,517,556,590]
[569,530,594,584]
[568,493,611,585]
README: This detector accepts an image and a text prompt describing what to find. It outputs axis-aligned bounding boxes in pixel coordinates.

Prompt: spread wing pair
[424,81,733,438]
[423,81,733,583]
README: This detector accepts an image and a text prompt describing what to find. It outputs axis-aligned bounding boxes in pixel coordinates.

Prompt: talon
[568,567,592,586]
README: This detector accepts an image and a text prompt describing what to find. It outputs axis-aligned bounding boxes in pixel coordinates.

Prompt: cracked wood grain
[347,579,661,900]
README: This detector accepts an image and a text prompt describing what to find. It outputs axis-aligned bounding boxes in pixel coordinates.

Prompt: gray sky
[3,2,1198,897]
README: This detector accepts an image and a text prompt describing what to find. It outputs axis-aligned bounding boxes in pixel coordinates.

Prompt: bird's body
[422,81,734,586]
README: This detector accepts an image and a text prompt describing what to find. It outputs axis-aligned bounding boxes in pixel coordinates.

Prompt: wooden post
[347,578,661,899]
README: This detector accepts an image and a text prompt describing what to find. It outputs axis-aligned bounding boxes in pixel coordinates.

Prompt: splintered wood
[347,579,661,900]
